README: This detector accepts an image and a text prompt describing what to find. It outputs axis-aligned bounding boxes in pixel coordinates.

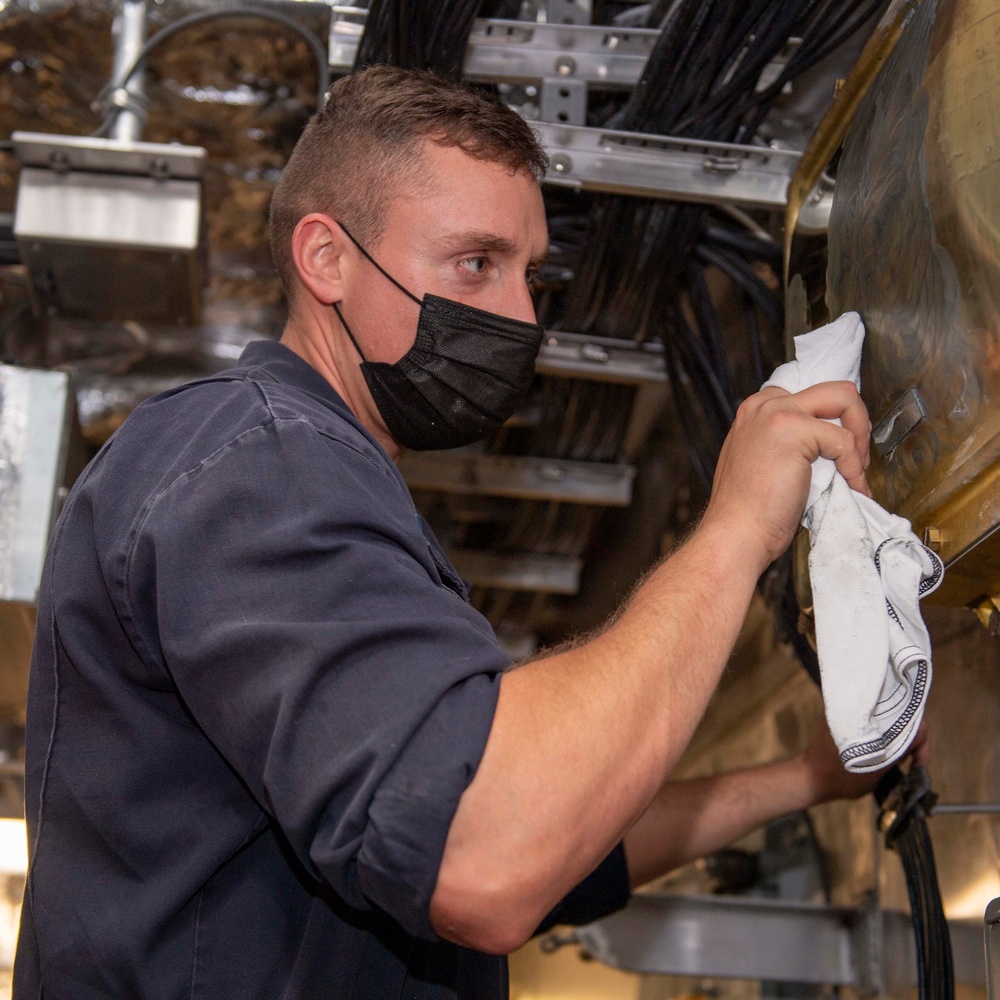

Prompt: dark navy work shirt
[14,340,629,999]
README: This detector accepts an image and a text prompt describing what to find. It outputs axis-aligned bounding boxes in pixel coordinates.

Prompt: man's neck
[279,313,402,461]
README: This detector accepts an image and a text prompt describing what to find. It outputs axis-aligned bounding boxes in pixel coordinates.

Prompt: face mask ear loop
[333,302,368,363]
[337,223,423,307]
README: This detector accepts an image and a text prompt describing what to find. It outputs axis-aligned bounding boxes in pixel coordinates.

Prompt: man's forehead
[383,141,548,254]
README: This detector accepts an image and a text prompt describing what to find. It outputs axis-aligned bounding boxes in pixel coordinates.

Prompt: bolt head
[550,152,573,174]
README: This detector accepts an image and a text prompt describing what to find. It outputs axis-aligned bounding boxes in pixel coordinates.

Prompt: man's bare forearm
[429,381,873,953]
[622,756,817,889]
[430,517,765,952]
[622,712,925,889]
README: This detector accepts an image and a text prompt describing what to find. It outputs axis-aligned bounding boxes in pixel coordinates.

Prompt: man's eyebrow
[441,230,520,255]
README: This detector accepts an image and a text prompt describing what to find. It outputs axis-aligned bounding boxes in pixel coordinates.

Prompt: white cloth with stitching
[763,312,943,773]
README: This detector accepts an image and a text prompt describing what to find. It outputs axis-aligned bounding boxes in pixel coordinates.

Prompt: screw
[554,55,576,76]
[48,150,70,173]
[550,153,573,174]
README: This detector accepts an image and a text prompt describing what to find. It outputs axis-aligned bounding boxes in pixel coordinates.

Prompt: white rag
[763,312,943,773]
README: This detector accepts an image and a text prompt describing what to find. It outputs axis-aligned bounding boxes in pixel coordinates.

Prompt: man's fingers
[812,420,871,496]
[779,381,872,495]
[793,382,870,450]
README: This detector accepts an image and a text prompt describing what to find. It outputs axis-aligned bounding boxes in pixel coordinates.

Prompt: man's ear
[290,214,351,305]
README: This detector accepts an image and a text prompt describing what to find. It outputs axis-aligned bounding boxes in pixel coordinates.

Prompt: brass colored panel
[783,0,926,294]
[922,459,1000,607]
[826,0,1000,604]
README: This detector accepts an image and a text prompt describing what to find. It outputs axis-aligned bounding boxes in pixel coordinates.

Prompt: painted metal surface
[566,891,986,991]
[536,122,810,210]
[825,0,1000,606]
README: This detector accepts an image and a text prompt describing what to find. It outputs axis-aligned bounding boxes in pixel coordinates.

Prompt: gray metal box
[0,366,75,605]
[13,132,206,326]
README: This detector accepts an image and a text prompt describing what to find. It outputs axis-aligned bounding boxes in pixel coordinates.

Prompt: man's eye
[460,256,488,275]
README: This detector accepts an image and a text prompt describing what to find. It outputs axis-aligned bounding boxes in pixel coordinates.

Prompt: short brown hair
[269,66,548,300]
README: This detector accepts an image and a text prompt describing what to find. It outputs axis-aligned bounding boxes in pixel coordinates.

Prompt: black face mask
[334,225,544,451]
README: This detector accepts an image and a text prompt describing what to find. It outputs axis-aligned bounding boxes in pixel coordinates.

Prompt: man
[15,67,893,998]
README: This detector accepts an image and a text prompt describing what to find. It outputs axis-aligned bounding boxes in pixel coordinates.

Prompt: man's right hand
[702,380,872,572]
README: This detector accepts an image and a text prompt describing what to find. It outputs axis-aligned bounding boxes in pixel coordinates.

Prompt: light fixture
[12,132,207,327]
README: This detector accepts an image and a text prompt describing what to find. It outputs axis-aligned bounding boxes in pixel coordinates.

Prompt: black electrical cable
[92,6,330,137]
[744,295,766,389]
[702,222,781,269]
[694,243,783,330]
[782,622,955,1000]
[875,765,954,1000]
[356,0,483,78]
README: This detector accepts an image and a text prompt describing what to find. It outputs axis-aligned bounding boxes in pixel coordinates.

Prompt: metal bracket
[545,0,591,25]
[12,131,205,181]
[398,452,635,506]
[539,77,587,125]
[872,386,926,459]
[537,121,805,208]
[330,10,799,94]
[535,330,666,384]
[562,892,986,992]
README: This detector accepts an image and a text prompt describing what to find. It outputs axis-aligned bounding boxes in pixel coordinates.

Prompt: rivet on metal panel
[550,152,574,174]
[555,55,576,76]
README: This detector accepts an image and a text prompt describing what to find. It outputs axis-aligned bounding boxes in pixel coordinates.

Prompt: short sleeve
[124,416,509,940]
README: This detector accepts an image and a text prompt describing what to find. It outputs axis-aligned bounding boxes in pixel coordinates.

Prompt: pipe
[109,0,148,143]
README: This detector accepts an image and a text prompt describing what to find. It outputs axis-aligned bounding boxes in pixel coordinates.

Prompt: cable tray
[537,122,809,208]
[328,9,794,91]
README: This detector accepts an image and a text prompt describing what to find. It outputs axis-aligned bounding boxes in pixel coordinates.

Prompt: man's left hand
[800,716,930,805]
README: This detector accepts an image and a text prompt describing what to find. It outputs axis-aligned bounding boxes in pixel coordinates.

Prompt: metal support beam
[398,452,635,506]
[538,122,808,209]
[536,330,666,385]
[572,894,862,985]
[447,550,583,594]
[329,11,802,94]
[557,893,986,993]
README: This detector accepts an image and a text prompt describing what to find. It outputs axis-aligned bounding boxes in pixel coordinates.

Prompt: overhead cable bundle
[354,0,490,79]
[557,0,885,485]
